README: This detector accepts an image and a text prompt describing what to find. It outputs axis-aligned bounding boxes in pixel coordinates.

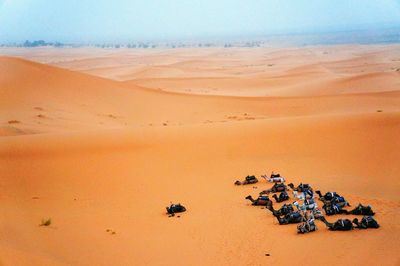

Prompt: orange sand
[0,45,399,265]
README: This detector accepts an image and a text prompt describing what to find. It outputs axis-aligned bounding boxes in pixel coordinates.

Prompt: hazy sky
[1,0,400,42]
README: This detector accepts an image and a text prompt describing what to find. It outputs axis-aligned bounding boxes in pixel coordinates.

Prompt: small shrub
[40,218,51,226]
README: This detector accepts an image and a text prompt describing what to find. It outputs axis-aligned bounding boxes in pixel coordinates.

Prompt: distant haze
[1,0,400,43]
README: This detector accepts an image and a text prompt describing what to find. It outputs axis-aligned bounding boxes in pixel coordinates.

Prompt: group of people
[239,173,380,233]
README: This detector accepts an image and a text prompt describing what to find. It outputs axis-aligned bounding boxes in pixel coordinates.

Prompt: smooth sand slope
[0,46,400,265]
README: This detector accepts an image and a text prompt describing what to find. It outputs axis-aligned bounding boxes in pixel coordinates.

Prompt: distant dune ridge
[0,45,399,265]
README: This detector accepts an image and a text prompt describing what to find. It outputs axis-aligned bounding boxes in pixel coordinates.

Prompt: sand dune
[0,46,399,265]
[3,55,398,135]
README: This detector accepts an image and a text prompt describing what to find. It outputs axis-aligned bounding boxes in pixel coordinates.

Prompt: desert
[0,44,399,265]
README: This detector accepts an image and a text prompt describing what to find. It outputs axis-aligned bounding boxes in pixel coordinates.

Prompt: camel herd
[236,173,380,233]
[165,173,380,233]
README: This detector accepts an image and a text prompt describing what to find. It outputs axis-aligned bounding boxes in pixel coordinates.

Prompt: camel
[266,203,295,216]
[261,173,285,183]
[318,216,353,231]
[272,191,289,203]
[315,190,349,207]
[273,211,304,225]
[321,197,349,209]
[345,204,375,215]
[234,175,258,185]
[259,183,287,195]
[315,190,339,201]
[353,216,380,229]
[288,183,312,192]
[245,195,272,206]
[322,202,347,215]
[166,203,186,216]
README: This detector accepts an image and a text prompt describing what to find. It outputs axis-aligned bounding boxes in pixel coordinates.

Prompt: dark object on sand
[234,175,258,185]
[315,190,349,208]
[288,183,312,192]
[245,195,271,206]
[322,202,348,216]
[273,211,304,225]
[345,204,375,216]
[272,191,290,203]
[267,203,294,217]
[166,203,186,216]
[259,183,287,195]
[318,216,353,231]
[353,216,379,229]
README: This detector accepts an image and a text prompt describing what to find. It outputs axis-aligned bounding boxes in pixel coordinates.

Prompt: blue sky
[0,0,399,42]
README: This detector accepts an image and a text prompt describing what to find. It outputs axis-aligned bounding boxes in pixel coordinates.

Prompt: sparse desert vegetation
[39,218,52,227]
